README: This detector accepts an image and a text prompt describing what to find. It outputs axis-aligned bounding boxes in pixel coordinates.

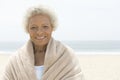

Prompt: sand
[78,54,120,80]
[0,52,120,80]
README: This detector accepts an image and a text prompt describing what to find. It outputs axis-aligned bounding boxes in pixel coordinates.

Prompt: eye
[30,26,38,30]
[43,26,49,29]
[31,26,35,29]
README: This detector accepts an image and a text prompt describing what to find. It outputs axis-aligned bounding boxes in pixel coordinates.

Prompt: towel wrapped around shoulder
[1,38,84,80]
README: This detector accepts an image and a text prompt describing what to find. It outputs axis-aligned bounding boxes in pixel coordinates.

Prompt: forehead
[29,14,51,24]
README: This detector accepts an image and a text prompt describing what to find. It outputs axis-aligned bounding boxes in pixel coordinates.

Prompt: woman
[1,6,84,80]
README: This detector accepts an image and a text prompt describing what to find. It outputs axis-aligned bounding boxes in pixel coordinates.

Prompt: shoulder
[55,39,79,58]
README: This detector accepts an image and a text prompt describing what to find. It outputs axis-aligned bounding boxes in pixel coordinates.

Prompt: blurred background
[0,0,120,53]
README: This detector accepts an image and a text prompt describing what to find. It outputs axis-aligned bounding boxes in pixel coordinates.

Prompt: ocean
[0,40,120,53]
[62,40,120,52]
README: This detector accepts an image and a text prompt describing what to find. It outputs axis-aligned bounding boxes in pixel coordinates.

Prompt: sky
[0,0,120,42]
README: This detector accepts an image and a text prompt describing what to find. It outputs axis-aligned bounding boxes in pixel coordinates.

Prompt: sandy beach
[0,52,120,80]
[78,52,120,80]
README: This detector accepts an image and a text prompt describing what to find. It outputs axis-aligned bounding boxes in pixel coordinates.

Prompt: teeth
[36,36,45,40]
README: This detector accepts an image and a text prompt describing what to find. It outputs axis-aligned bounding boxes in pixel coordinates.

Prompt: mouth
[36,36,47,40]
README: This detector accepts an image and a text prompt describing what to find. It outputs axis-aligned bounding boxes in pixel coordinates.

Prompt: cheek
[29,31,35,38]
[47,31,53,36]
[47,28,53,34]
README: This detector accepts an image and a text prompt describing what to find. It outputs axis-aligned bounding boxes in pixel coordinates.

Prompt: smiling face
[28,14,53,47]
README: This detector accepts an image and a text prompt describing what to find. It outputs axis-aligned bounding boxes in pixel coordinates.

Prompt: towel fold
[1,38,84,80]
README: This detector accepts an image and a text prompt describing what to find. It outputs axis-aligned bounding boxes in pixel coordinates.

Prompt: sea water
[62,40,120,52]
[0,40,120,54]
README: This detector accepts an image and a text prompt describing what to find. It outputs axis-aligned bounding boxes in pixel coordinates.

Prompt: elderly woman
[1,6,84,80]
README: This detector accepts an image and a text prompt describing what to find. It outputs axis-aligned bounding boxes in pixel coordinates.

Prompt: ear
[26,26,30,33]
[51,24,54,31]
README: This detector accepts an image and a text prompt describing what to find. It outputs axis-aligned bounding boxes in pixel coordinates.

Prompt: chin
[35,41,48,46]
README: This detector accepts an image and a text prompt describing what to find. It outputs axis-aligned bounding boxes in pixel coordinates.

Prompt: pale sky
[0,0,120,41]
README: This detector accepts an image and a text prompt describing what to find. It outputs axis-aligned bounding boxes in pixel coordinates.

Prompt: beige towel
[1,38,84,80]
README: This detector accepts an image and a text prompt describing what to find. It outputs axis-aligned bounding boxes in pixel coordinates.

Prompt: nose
[36,28,44,34]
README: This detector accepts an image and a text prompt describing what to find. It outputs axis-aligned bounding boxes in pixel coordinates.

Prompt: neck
[33,43,47,53]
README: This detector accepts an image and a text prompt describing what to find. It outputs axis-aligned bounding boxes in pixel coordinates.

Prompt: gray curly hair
[24,6,57,33]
